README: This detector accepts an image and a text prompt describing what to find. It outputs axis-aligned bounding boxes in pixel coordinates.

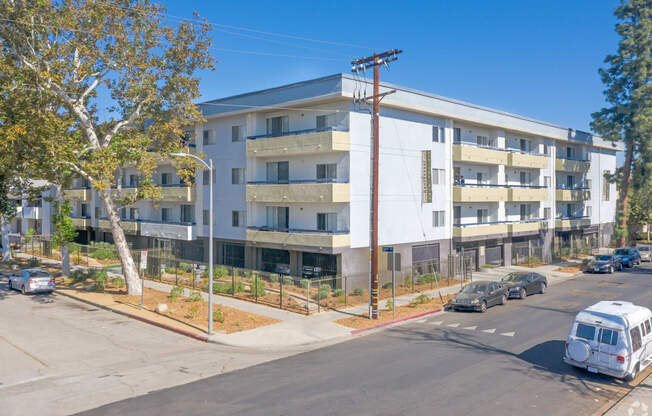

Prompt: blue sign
[382,247,394,252]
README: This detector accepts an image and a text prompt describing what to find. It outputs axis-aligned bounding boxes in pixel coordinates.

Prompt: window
[432,168,445,185]
[476,209,488,224]
[520,139,530,152]
[81,203,88,217]
[586,206,592,217]
[266,206,289,229]
[232,168,245,185]
[477,136,490,147]
[603,171,611,201]
[129,208,139,220]
[476,172,484,184]
[542,144,549,155]
[520,204,531,220]
[576,323,596,340]
[422,151,432,203]
[317,213,337,231]
[453,127,461,142]
[231,125,244,142]
[544,176,551,188]
[432,211,445,227]
[566,147,574,159]
[646,320,651,335]
[631,326,643,352]
[599,328,619,346]
[120,208,127,219]
[432,126,445,143]
[454,206,461,224]
[202,129,215,145]
[266,116,289,136]
[232,211,245,227]
[95,207,101,219]
[520,171,530,186]
[544,207,551,219]
[316,114,335,129]
[203,210,210,225]
[180,205,193,223]
[161,173,171,185]
[266,162,288,183]
[161,208,170,222]
[316,163,337,181]
[129,174,138,187]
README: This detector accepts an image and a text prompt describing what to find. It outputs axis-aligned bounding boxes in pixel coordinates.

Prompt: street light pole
[171,152,213,335]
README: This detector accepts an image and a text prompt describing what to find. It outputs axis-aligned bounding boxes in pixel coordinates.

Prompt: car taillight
[617,355,625,363]
[565,342,569,350]
[27,279,35,284]
[49,279,55,284]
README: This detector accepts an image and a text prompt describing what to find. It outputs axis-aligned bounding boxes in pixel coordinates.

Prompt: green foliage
[24,228,35,245]
[164,266,176,274]
[299,279,311,289]
[409,294,431,308]
[212,280,244,295]
[169,285,184,301]
[111,277,125,288]
[333,288,345,297]
[178,262,193,273]
[382,282,393,289]
[282,276,294,286]
[185,305,199,319]
[311,284,331,300]
[416,274,437,285]
[250,277,266,297]
[386,300,394,311]
[353,288,364,297]
[71,269,88,283]
[27,257,40,267]
[214,267,228,278]
[93,271,108,291]
[481,264,495,269]
[525,256,541,264]
[213,309,225,324]
[269,274,279,283]
[51,201,78,249]
[187,291,202,302]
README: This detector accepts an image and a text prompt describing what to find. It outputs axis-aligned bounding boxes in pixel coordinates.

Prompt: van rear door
[597,327,620,368]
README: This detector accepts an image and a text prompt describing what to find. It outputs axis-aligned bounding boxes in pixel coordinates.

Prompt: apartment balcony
[246,180,350,204]
[21,206,41,220]
[453,222,509,239]
[555,157,590,172]
[98,218,140,235]
[246,127,350,158]
[556,188,591,202]
[70,216,91,228]
[453,185,508,202]
[453,144,508,165]
[111,186,137,199]
[509,220,546,234]
[63,187,91,201]
[508,186,548,202]
[246,226,350,248]
[507,152,548,169]
[555,217,591,229]
[159,185,195,203]
[140,220,195,240]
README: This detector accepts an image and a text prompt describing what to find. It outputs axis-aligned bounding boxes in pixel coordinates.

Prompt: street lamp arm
[170,152,210,170]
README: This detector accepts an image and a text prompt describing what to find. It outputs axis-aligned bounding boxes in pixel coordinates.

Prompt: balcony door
[266,116,289,136]
[80,203,88,217]
[266,161,289,184]
[566,204,573,218]
[476,209,488,224]
[454,206,461,225]
[520,204,531,221]
[266,206,289,230]
[180,205,193,223]
[317,213,337,232]
[567,175,574,188]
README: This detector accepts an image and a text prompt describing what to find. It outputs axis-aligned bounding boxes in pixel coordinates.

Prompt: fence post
[317,279,320,313]
[254,273,258,303]
[231,267,235,297]
[344,276,347,306]
[411,271,414,293]
[175,266,178,286]
[306,280,311,314]
[279,275,283,310]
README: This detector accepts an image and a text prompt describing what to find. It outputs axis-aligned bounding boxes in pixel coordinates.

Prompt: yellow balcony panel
[98,219,140,234]
[555,189,591,201]
[246,182,350,204]
[246,229,350,248]
[71,217,90,228]
[160,186,195,203]
[453,145,508,165]
[246,130,350,158]
[453,223,509,238]
[508,152,548,169]
[509,221,543,234]
[453,186,508,202]
[555,218,591,229]
[555,158,590,172]
[508,187,548,202]
[63,188,91,201]
[110,187,137,200]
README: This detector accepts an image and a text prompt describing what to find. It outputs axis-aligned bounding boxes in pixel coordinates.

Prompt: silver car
[639,246,652,262]
[9,269,55,294]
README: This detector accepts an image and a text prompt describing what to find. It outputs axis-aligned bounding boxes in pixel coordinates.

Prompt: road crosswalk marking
[430,321,443,325]
[462,326,477,331]
[482,329,496,334]
[500,332,515,337]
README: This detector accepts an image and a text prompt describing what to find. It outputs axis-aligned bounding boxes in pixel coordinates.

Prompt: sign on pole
[382,246,393,253]
[140,250,147,270]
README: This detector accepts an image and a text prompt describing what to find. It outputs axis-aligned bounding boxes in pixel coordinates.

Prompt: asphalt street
[79,264,652,416]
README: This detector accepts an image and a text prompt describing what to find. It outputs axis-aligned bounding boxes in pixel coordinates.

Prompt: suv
[614,248,641,268]
[638,246,651,262]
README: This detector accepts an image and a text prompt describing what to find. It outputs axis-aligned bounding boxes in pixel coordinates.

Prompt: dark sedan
[586,255,622,274]
[501,272,547,299]
[450,281,508,313]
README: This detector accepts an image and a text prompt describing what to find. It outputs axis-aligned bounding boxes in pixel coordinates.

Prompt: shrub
[269,274,279,283]
[213,280,244,295]
[214,267,228,278]
[282,276,294,286]
[178,262,193,273]
[312,284,331,300]
[111,277,125,288]
[164,266,176,274]
[333,288,345,297]
[187,291,203,302]
[250,277,266,297]
[169,285,184,301]
[89,248,118,261]
[28,257,40,267]
[185,305,199,319]
[93,271,108,291]
[353,288,364,297]
[299,279,311,289]
[409,294,431,308]
[382,282,393,289]
[71,269,87,283]
[213,309,225,324]
[416,274,437,285]
[386,300,394,311]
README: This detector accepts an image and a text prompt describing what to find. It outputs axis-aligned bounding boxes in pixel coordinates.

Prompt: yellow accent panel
[508,153,548,169]
[555,159,590,172]
[555,189,591,201]
[98,219,140,234]
[246,130,350,157]
[508,188,548,202]
[509,221,542,234]
[63,189,91,201]
[246,183,350,203]
[453,224,509,238]
[555,218,591,228]
[160,186,195,203]
[111,188,137,199]
[453,145,509,165]
[71,218,90,228]
[246,229,350,248]
[453,186,508,202]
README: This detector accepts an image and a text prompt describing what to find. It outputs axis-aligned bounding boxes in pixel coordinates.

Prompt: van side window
[576,324,596,340]
[631,326,643,352]
[645,320,651,335]
[642,323,649,337]
[599,328,619,346]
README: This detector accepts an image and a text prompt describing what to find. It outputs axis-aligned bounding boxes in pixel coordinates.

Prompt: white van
[564,301,652,380]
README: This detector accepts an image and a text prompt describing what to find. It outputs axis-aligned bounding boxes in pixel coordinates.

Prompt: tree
[0,1,213,294]
[591,0,652,247]
[51,200,78,276]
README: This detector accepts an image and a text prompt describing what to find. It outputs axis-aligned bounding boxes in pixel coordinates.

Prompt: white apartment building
[6,180,54,239]
[61,74,620,282]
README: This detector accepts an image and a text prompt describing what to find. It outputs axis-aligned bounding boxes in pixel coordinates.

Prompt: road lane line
[482,329,496,334]
[500,332,516,337]
[446,323,460,328]
[0,335,48,368]
[430,321,443,325]
[462,326,477,331]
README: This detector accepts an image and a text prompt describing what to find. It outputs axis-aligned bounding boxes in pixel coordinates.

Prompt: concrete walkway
[603,372,652,415]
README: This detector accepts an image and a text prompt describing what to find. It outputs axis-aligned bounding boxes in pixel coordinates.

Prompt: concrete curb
[350,308,443,335]
[54,289,209,343]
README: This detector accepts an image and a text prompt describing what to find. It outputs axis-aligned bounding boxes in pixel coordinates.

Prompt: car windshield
[639,247,650,252]
[614,249,628,255]
[461,283,487,294]
[501,273,528,283]
[29,271,50,278]
[595,255,611,261]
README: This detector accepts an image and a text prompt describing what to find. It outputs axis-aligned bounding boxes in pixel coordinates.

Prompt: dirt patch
[335,294,451,330]
[555,265,583,273]
[515,262,547,268]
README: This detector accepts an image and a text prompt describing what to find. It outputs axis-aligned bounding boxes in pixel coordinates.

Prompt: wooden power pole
[351,49,402,319]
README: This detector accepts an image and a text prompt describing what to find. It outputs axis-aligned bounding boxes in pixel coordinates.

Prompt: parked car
[586,255,623,274]
[638,246,651,262]
[450,281,507,313]
[501,272,547,299]
[564,301,652,381]
[614,248,641,268]
[9,269,55,294]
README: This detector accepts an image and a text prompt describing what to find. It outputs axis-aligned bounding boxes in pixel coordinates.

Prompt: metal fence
[512,243,546,267]
[19,235,123,268]
[553,235,599,260]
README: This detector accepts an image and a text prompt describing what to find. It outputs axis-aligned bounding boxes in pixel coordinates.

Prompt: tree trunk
[617,140,634,248]
[1,220,11,261]
[61,244,70,276]
[99,189,141,295]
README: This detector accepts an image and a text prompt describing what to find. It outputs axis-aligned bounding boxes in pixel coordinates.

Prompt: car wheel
[609,266,613,274]
[520,288,527,299]
[500,294,507,305]
[539,283,546,294]
[620,264,624,271]
[480,301,487,313]
[628,260,633,268]
[626,363,639,382]
[21,285,26,295]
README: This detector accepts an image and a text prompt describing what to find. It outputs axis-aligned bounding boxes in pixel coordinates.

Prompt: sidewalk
[603,372,652,415]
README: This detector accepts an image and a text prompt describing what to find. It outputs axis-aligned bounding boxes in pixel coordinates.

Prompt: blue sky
[165,0,620,134]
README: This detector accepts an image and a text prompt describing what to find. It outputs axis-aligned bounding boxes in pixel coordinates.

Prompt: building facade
[61,74,620,282]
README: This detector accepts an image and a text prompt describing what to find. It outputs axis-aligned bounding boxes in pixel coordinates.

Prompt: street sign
[140,251,147,270]
[382,246,394,253]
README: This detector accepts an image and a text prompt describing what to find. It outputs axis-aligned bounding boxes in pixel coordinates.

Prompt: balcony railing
[247,226,348,234]
[556,185,589,190]
[247,126,348,140]
[247,179,349,185]
[453,140,547,157]
[454,182,546,188]
[556,155,589,162]
[453,218,544,227]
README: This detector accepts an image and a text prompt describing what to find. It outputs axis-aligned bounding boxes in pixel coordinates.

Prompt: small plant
[28,257,41,267]
[481,264,495,269]
[169,285,184,301]
[213,308,225,323]
[299,279,311,289]
[382,282,393,289]
[269,274,279,283]
[111,277,125,289]
[250,277,266,297]
[187,291,203,302]
[281,276,293,286]
[213,280,244,295]
[333,288,345,297]
[71,269,87,283]
[353,288,364,297]
[93,271,108,291]
[313,284,331,300]
[214,267,228,278]
[409,294,431,308]
[386,300,394,311]
[178,262,193,273]
[164,266,176,274]
[89,248,118,261]
[185,304,199,319]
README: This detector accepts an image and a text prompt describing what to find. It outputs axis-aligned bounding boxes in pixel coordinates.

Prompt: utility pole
[351,49,402,319]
